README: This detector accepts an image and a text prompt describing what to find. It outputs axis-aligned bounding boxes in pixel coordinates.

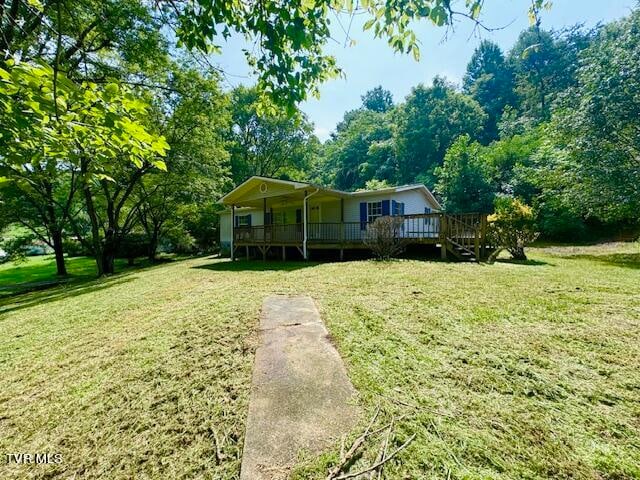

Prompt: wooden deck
[233,213,491,261]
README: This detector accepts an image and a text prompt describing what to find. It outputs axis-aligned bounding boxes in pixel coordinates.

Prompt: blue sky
[214,0,635,141]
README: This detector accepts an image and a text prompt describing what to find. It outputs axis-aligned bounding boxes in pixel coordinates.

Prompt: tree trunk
[148,228,159,262]
[101,227,116,274]
[510,246,527,261]
[83,183,104,276]
[51,229,67,276]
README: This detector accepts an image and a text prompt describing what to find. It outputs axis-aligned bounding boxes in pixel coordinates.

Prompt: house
[219,176,489,261]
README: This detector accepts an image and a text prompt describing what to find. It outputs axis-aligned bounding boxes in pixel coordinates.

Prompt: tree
[322,109,396,190]
[138,67,231,260]
[361,86,394,113]
[487,197,539,261]
[435,136,494,213]
[0,62,86,275]
[463,40,516,143]
[507,24,596,125]
[546,10,640,223]
[228,86,317,183]
[395,77,486,185]
[0,62,168,276]
[1,0,167,79]
[173,0,547,111]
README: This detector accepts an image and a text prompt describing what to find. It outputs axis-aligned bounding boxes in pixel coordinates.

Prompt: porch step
[446,238,477,262]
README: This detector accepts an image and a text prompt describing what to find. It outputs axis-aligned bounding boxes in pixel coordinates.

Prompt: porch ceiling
[234,191,343,209]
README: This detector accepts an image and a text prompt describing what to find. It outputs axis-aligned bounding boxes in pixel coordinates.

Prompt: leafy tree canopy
[361,86,394,113]
[395,76,486,185]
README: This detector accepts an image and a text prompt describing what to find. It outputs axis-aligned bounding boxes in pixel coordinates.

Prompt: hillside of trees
[1,0,638,276]
[311,11,640,241]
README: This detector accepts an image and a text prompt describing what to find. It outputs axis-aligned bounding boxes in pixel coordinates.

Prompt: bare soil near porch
[0,242,638,479]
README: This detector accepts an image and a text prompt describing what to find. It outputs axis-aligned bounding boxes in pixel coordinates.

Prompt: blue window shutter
[234,215,239,227]
[382,199,390,216]
[359,202,367,230]
[296,208,302,224]
[391,200,397,215]
[247,215,252,227]
[400,203,405,215]
[264,212,271,225]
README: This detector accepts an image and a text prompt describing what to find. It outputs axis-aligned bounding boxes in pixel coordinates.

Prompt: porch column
[340,198,344,255]
[263,197,267,260]
[230,204,235,261]
[303,190,308,260]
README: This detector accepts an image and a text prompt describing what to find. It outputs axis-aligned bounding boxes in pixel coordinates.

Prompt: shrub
[0,234,35,263]
[63,237,90,257]
[487,197,539,260]
[364,216,407,260]
[117,234,150,265]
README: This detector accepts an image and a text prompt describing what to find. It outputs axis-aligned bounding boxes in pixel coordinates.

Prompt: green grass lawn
[0,255,141,297]
[1,244,639,479]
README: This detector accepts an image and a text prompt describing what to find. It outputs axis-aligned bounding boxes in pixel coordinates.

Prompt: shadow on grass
[559,253,640,269]
[194,259,320,272]
[495,258,552,267]
[0,258,186,315]
[0,276,136,315]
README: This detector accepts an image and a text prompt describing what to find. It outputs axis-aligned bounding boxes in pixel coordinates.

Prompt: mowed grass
[0,255,131,297]
[1,243,639,479]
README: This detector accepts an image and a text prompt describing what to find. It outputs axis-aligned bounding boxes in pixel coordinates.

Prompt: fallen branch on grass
[327,403,416,480]
[326,404,381,479]
[334,433,417,480]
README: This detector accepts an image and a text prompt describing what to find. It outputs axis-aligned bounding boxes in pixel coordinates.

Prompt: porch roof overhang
[218,176,348,208]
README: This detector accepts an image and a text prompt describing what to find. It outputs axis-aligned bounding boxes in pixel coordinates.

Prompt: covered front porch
[220,177,491,261]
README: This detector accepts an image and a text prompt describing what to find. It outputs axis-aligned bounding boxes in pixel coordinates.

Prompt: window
[236,214,251,227]
[367,201,382,223]
[424,206,432,214]
[393,202,405,216]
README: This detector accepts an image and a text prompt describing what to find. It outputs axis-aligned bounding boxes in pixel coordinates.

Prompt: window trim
[237,214,251,227]
[367,201,383,223]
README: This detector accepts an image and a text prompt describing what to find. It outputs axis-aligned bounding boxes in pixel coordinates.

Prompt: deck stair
[445,238,477,262]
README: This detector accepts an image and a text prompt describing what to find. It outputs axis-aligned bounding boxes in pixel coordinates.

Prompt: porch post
[440,213,447,260]
[230,204,235,261]
[303,190,308,260]
[263,197,267,260]
[340,197,345,254]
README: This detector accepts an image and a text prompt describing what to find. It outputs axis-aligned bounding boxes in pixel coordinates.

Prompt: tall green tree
[138,67,231,259]
[0,62,168,275]
[322,109,395,190]
[0,0,167,78]
[546,10,640,223]
[228,86,317,183]
[463,40,515,143]
[361,86,394,113]
[435,135,494,213]
[395,77,486,185]
[507,24,596,126]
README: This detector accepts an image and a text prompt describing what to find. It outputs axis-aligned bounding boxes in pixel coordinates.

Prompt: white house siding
[343,189,437,222]
[219,208,262,250]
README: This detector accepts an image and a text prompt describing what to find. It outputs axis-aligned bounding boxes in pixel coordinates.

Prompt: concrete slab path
[240,295,359,480]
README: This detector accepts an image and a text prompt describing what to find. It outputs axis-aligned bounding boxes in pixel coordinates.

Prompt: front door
[309,205,321,223]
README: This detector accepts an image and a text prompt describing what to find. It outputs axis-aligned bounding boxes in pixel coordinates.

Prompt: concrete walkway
[240,295,359,480]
